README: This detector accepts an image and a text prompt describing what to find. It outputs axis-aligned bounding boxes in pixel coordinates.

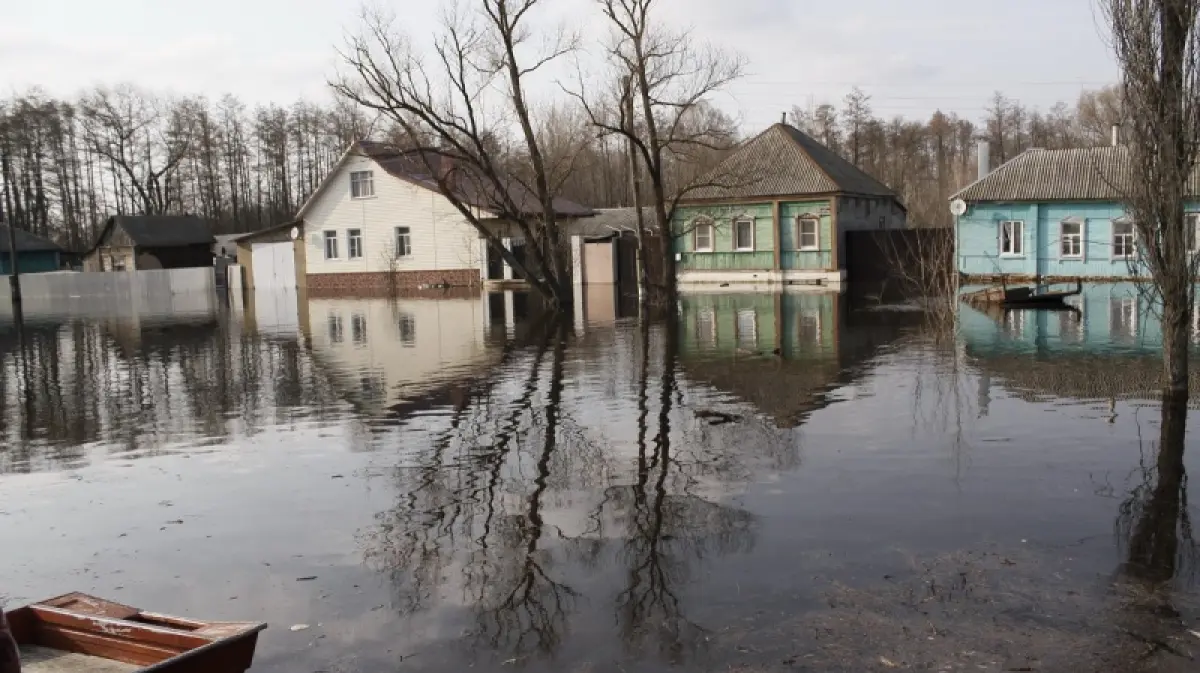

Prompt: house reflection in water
[304,291,507,416]
[677,290,923,428]
[959,282,1200,405]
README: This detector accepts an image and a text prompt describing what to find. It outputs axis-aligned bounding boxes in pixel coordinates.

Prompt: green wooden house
[673,123,906,286]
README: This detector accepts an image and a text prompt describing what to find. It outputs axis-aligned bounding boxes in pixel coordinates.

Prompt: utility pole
[623,75,649,308]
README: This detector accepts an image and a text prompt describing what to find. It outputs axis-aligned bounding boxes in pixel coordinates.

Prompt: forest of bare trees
[1,80,1123,251]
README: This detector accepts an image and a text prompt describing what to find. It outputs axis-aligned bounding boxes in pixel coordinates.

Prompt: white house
[236,141,593,295]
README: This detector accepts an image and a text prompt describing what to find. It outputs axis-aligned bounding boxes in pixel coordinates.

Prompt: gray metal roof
[0,225,63,253]
[950,146,1200,202]
[685,124,898,201]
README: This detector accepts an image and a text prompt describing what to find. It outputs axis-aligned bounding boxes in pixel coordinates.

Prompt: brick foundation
[307,269,481,297]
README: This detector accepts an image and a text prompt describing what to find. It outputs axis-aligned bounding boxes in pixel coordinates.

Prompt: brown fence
[844,228,954,283]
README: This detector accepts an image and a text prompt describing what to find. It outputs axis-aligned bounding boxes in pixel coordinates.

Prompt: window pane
[348,229,362,259]
[395,227,411,257]
[736,309,756,348]
[1062,222,1080,237]
[352,314,367,345]
[695,224,712,251]
[398,313,416,347]
[1114,221,1133,236]
[324,231,338,259]
[735,220,753,249]
[798,219,818,249]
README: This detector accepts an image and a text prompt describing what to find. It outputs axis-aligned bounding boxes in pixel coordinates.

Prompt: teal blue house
[0,225,63,275]
[952,146,1167,280]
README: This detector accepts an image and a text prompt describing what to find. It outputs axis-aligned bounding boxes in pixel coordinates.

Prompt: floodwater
[1,284,1199,672]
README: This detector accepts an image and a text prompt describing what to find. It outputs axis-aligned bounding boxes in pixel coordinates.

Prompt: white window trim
[347,228,364,259]
[394,226,412,258]
[999,220,1025,258]
[1111,218,1136,260]
[733,217,755,252]
[735,308,758,346]
[1187,213,1200,252]
[1059,218,1085,260]
[796,217,820,251]
[693,222,714,253]
[350,170,375,199]
[1110,295,1139,339]
[323,230,340,261]
[696,307,717,343]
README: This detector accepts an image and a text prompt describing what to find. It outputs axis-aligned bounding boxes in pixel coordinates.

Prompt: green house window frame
[693,222,714,253]
[733,218,755,251]
[796,217,820,251]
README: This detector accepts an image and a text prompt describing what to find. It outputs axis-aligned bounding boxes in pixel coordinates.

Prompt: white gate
[251,241,296,289]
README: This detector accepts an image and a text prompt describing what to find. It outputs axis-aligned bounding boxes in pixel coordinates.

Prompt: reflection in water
[5,285,1200,672]
[1120,393,1192,585]
[0,311,343,473]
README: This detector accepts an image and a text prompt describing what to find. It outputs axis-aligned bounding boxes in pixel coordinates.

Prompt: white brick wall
[304,155,485,277]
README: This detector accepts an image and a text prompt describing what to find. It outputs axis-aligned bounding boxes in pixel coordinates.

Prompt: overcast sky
[1,0,1118,130]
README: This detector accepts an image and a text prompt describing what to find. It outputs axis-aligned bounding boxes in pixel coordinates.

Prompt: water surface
[1,287,1198,672]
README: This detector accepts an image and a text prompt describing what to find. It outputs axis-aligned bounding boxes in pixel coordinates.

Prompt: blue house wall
[0,251,60,275]
[955,201,1198,279]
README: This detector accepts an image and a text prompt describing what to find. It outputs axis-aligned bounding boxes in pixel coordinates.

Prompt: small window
[796,217,819,250]
[351,313,367,345]
[1000,220,1024,256]
[693,222,714,252]
[696,308,716,345]
[736,309,757,349]
[348,229,363,259]
[1187,213,1200,251]
[323,231,339,260]
[1060,220,1083,258]
[733,218,755,251]
[798,310,821,345]
[1060,304,1084,344]
[328,314,344,343]
[1003,309,1025,338]
[1111,296,1138,342]
[395,227,412,257]
[350,170,374,198]
[1113,220,1135,258]
[398,313,416,347]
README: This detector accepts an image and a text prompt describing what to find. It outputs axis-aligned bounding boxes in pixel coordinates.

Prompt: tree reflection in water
[361,318,772,665]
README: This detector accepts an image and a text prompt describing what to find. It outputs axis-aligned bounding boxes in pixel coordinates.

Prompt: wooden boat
[5,593,266,673]
[963,279,1083,308]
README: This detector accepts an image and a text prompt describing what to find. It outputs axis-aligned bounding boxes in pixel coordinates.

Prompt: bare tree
[331,3,579,308]
[570,0,745,304]
[79,86,192,215]
[1104,0,1200,399]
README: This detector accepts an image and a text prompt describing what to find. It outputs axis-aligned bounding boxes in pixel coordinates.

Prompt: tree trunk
[1162,288,1191,397]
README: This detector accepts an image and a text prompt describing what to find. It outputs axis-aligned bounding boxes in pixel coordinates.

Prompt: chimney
[781,111,787,125]
[976,140,990,180]
[1111,124,1120,147]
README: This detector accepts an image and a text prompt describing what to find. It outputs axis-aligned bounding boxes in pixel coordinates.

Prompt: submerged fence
[0,268,218,321]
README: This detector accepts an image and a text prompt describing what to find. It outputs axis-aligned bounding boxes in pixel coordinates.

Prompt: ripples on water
[0,284,1198,672]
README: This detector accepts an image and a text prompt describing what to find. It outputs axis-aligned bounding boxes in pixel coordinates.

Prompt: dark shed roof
[685,124,899,201]
[952,146,1200,202]
[99,215,215,248]
[0,225,63,253]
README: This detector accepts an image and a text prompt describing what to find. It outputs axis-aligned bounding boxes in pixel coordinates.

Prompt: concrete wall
[303,154,484,278]
[956,200,1161,278]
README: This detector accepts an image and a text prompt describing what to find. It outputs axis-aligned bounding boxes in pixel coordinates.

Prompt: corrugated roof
[357,141,594,218]
[106,215,215,247]
[951,146,1200,202]
[0,225,63,253]
[685,124,898,201]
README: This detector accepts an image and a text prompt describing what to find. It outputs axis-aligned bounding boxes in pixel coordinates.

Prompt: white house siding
[303,155,485,288]
[306,296,496,410]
